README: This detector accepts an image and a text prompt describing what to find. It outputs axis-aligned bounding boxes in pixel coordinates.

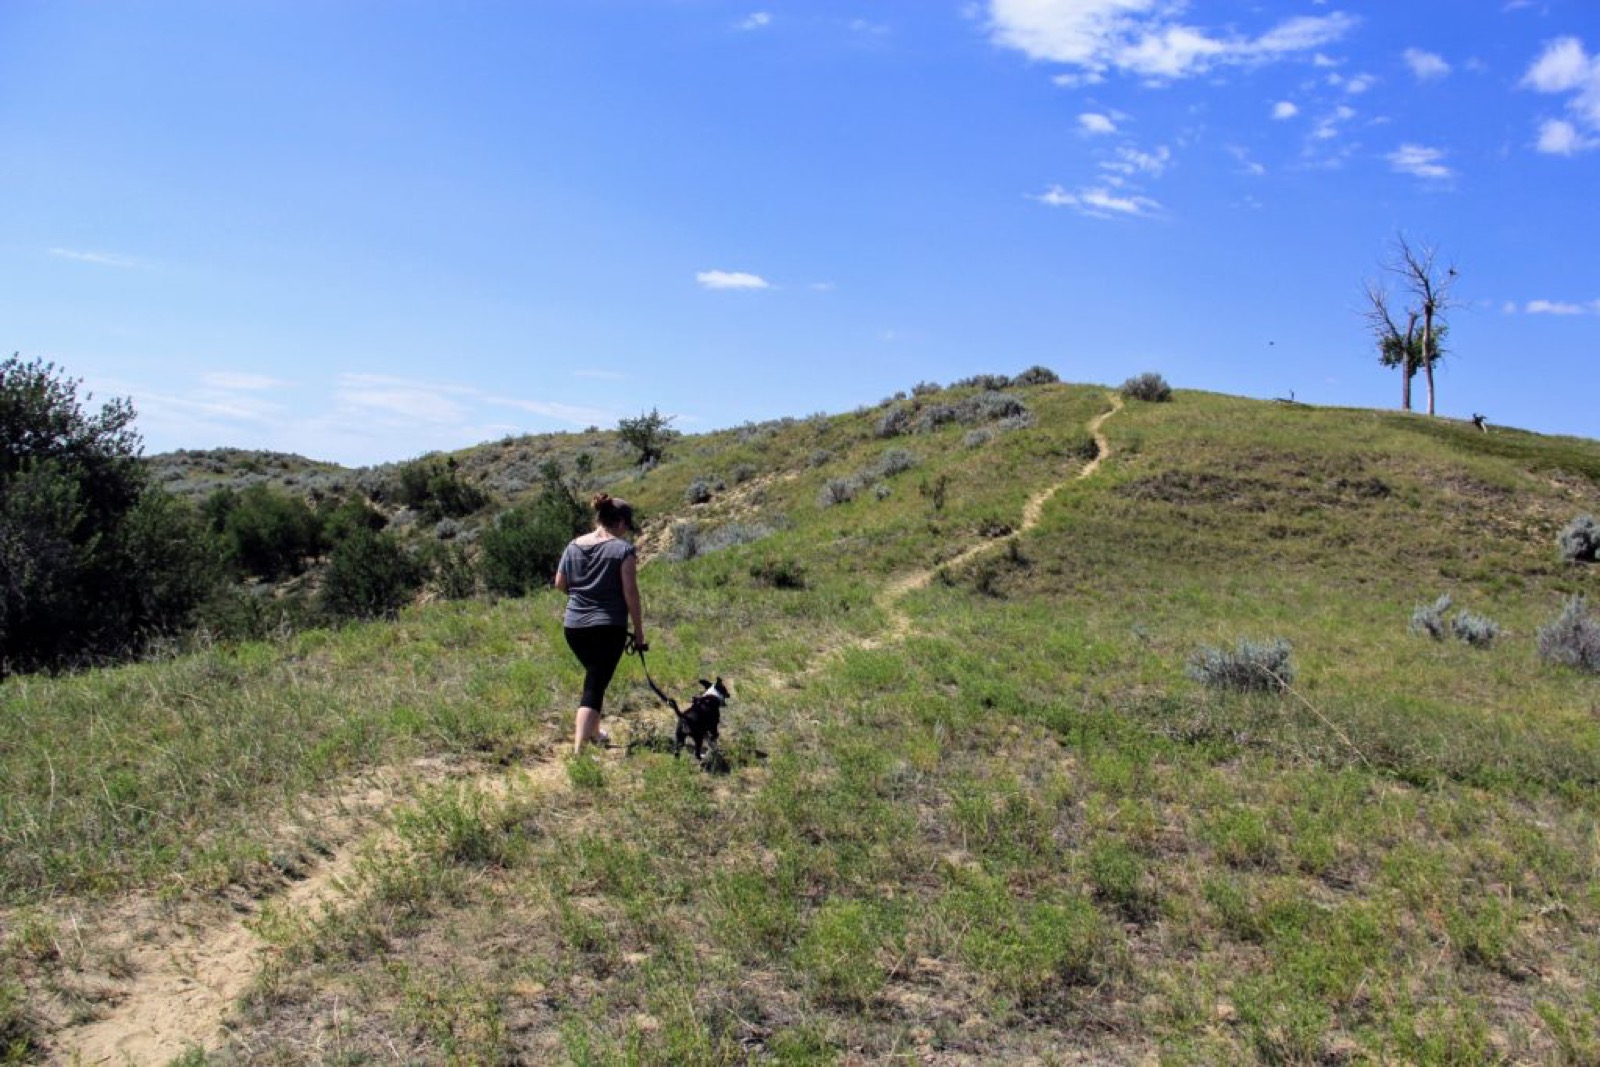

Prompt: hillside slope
[5,381,1600,1064]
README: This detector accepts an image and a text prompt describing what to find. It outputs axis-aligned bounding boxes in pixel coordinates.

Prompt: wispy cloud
[696,269,771,290]
[1033,183,1162,219]
[988,1,1357,81]
[1403,47,1451,81]
[201,371,294,391]
[1526,298,1600,315]
[1388,143,1453,180]
[1272,100,1300,119]
[1102,144,1171,177]
[1329,71,1375,93]
[736,12,771,31]
[1523,36,1600,154]
[48,248,146,269]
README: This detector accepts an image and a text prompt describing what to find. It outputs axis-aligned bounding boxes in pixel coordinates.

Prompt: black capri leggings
[564,625,629,712]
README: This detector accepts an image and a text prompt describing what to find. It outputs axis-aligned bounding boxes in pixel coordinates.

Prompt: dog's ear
[698,678,713,690]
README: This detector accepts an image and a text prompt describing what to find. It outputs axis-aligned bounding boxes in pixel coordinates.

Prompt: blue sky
[3,1,1597,466]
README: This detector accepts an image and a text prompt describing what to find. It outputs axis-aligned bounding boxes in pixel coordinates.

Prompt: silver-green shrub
[819,477,862,507]
[1537,596,1600,673]
[1186,638,1294,692]
[1450,610,1501,648]
[1410,594,1452,640]
[869,448,919,479]
[1558,514,1599,564]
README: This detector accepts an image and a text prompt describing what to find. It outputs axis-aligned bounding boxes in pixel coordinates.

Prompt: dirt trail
[863,393,1121,649]
[46,754,575,1065]
[41,394,1122,1063]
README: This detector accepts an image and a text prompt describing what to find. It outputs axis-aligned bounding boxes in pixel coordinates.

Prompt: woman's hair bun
[591,492,612,510]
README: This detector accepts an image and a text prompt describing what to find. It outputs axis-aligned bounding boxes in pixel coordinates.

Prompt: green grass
[6,380,1600,1062]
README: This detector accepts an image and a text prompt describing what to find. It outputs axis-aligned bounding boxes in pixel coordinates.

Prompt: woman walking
[555,493,646,754]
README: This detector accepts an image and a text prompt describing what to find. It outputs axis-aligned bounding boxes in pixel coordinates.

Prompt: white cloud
[1535,119,1588,154]
[201,372,293,391]
[1078,112,1118,134]
[1388,143,1453,180]
[696,270,771,290]
[1272,100,1299,119]
[1522,37,1600,154]
[48,248,145,269]
[737,12,771,31]
[1526,299,1591,315]
[1523,37,1594,93]
[987,1,1357,81]
[1033,183,1161,219]
[1403,48,1451,81]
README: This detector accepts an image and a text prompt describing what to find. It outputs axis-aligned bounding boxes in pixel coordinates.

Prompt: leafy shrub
[1558,514,1600,564]
[1450,610,1501,648]
[1121,372,1173,403]
[1410,594,1453,640]
[1186,638,1294,692]
[731,463,759,484]
[215,484,323,580]
[316,495,387,545]
[965,428,994,448]
[1012,364,1059,386]
[685,477,715,504]
[479,503,576,595]
[808,449,834,468]
[423,542,478,600]
[319,528,423,619]
[1537,596,1600,673]
[911,380,943,396]
[395,457,491,522]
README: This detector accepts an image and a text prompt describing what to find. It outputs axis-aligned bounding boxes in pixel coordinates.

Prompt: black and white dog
[673,677,730,762]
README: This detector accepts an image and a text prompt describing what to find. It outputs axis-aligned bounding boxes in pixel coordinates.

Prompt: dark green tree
[617,408,679,466]
[0,355,216,672]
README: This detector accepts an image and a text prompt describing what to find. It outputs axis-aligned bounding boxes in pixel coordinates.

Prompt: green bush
[1121,372,1173,403]
[395,457,490,522]
[319,528,423,619]
[0,355,218,673]
[216,484,323,580]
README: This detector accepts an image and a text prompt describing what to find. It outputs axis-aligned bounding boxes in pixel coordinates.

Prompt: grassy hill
[4,380,1599,1064]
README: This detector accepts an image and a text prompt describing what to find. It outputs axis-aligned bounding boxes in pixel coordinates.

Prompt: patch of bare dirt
[37,753,576,1065]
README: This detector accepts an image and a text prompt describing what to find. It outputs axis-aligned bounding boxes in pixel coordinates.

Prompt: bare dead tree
[1386,235,1457,416]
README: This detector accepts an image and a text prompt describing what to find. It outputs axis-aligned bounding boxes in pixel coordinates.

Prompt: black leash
[626,634,683,717]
